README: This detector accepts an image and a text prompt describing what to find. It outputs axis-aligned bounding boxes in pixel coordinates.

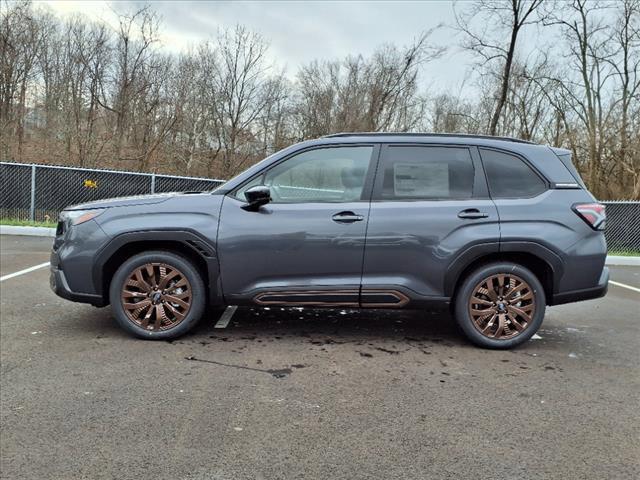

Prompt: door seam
[358,144,383,305]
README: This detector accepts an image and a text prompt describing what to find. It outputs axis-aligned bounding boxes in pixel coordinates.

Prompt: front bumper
[551,266,609,306]
[50,257,105,307]
[49,216,110,307]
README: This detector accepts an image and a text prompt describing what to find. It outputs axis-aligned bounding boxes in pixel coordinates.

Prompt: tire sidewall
[109,251,206,340]
[454,262,546,349]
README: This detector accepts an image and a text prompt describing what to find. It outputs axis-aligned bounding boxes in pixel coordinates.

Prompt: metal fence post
[30,165,36,222]
[150,173,156,194]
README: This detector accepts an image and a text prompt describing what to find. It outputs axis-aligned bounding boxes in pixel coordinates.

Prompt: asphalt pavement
[1,235,639,480]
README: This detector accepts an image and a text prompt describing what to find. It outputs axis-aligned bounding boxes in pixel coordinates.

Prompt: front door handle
[332,211,364,223]
[458,209,489,219]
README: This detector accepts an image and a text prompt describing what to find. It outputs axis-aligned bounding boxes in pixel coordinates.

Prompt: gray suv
[50,133,609,348]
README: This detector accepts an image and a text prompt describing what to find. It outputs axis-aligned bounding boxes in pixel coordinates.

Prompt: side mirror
[242,185,271,211]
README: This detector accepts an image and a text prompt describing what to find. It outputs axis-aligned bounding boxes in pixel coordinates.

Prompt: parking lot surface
[1,235,639,480]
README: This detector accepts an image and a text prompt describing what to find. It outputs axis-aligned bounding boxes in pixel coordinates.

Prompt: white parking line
[609,280,640,293]
[214,306,237,328]
[0,262,50,282]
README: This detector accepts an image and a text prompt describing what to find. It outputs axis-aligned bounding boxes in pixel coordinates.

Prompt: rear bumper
[551,267,609,306]
[50,260,105,307]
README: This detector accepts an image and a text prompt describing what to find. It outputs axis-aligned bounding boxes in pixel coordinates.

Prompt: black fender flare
[443,241,564,297]
[92,229,222,305]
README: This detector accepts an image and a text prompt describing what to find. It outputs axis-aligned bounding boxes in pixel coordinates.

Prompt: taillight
[573,203,606,230]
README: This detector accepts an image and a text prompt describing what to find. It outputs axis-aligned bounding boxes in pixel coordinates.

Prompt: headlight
[59,209,105,226]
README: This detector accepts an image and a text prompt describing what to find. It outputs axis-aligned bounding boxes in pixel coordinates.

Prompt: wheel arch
[444,242,563,304]
[93,230,222,306]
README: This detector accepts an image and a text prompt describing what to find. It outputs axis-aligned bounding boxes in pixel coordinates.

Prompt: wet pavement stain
[375,347,401,355]
[185,356,293,379]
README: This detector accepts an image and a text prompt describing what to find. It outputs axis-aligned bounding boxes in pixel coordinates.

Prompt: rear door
[361,144,500,303]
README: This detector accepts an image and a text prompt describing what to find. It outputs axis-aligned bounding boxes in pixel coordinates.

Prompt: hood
[65,192,185,210]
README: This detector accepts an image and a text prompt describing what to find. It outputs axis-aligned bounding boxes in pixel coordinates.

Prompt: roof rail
[324,132,535,144]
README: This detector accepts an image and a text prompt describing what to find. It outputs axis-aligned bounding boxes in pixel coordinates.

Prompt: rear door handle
[458,209,489,219]
[332,211,364,223]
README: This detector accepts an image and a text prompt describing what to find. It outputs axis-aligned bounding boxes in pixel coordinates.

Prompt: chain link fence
[1,161,638,251]
[1,162,224,223]
[602,201,640,252]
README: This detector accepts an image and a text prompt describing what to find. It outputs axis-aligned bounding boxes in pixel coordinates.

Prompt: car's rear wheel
[454,262,545,349]
[109,251,206,340]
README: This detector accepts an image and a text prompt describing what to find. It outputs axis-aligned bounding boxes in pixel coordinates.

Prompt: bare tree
[607,0,640,197]
[92,6,161,164]
[456,0,545,135]
[540,0,619,197]
[0,0,43,159]
[205,26,277,177]
[296,29,443,137]
[503,56,552,140]
[53,16,112,166]
[295,60,339,137]
[167,51,216,174]
[428,92,482,133]
[363,30,444,131]
[258,75,293,155]
[129,53,177,172]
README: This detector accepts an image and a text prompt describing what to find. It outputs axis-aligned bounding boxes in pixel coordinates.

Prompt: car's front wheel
[109,251,206,340]
[454,262,546,349]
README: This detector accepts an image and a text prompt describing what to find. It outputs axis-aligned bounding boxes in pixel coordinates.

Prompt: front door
[217,145,377,306]
[361,144,500,302]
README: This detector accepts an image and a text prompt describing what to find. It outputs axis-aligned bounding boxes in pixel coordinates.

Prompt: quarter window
[480,149,546,198]
[260,146,373,203]
[377,146,475,200]
[234,175,263,201]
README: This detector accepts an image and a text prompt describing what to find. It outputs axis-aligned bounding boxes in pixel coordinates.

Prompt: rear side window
[377,146,474,200]
[480,149,546,198]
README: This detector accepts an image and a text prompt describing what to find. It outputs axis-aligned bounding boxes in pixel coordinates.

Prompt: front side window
[480,149,546,198]
[377,146,475,200]
[257,146,373,203]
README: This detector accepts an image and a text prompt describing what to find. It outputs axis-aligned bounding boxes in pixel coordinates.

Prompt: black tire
[109,250,206,340]
[454,262,546,349]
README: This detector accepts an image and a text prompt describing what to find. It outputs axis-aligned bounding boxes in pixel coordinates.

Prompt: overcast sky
[35,0,550,95]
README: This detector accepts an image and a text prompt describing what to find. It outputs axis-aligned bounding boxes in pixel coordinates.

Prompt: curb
[606,255,640,266]
[0,225,639,266]
[0,225,56,237]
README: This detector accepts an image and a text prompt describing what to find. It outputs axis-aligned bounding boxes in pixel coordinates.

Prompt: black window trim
[371,143,481,202]
[229,143,381,204]
[477,146,550,200]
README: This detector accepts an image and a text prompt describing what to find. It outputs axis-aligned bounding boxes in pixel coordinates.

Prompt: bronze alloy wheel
[468,273,536,340]
[121,263,192,331]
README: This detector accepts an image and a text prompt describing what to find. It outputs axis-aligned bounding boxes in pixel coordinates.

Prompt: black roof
[324,132,535,145]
